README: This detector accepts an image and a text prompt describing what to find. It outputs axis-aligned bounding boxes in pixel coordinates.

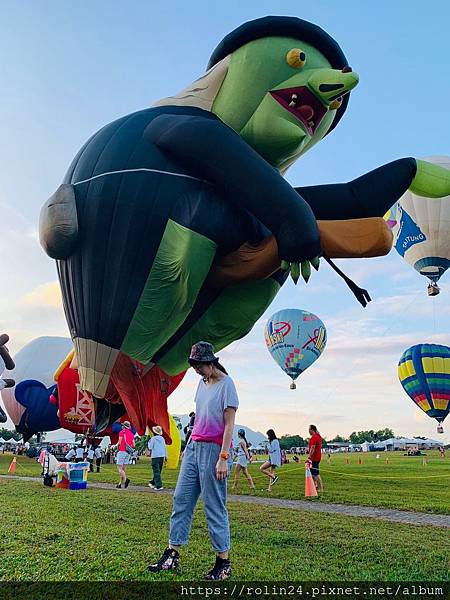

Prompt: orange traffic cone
[304,461,318,498]
[8,457,17,474]
[385,457,389,465]
[358,457,362,465]
[346,457,350,464]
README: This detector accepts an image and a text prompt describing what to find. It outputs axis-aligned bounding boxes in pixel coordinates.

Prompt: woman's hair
[266,429,277,442]
[309,424,318,433]
[214,360,228,375]
[238,430,250,449]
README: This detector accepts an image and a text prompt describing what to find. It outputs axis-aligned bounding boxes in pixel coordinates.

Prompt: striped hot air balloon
[398,343,450,433]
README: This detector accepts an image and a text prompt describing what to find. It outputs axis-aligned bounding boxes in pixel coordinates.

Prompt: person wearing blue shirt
[148,425,168,490]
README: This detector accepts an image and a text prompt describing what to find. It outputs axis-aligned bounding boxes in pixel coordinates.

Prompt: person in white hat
[147,425,167,490]
[148,341,238,580]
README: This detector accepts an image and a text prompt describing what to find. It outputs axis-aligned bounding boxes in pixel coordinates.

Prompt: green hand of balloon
[409,160,450,198]
[281,257,320,284]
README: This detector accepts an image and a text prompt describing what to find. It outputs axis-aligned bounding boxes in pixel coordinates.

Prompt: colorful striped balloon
[398,343,450,433]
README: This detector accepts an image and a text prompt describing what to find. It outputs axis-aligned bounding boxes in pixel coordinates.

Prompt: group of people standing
[64,443,103,472]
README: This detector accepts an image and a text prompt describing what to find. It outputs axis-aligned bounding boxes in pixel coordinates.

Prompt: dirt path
[3,474,449,528]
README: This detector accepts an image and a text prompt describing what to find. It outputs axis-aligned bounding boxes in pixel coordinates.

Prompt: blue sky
[1,1,450,441]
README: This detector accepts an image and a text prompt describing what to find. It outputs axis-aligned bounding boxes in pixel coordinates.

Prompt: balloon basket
[68,462,89,490]
[437,424,444,434]
[290,381,296,390]
[427,283,440,297]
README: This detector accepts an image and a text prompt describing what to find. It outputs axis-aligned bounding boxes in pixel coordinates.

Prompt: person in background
[86,445,95,472]
[94,445,103,472]
[116,421,135,489]
[148,341,237,580]
[232,429,255,492]
[308,424,323,492]
[227,439,235,475]
[65,446,76,461]
[75,444,85,463]
[184,411,196,445]
[148,425,167,490]
[260,429,281,490]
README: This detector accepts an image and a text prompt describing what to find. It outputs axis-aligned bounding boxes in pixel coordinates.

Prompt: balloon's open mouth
[270,86,328,136]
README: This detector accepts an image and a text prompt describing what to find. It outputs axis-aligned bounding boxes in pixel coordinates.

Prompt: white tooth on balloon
[289,101,296,107]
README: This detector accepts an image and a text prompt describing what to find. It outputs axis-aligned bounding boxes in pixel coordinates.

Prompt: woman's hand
[215,458,228,480]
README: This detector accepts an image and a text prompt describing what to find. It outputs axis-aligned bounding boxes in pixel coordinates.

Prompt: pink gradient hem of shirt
[191,434,224,446]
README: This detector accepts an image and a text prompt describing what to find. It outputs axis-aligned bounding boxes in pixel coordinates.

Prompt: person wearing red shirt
[308,424,323,492]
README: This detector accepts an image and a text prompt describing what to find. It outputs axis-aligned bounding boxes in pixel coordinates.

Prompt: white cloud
[22,281,63,308]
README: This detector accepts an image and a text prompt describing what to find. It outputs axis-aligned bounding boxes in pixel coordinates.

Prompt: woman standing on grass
[260,429,281,490]
[148,341,238,580]
[232,429,255,492]
[115,421,135,489]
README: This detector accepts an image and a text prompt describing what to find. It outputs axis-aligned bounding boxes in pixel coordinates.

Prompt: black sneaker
[270,475,279,486]
[116,484,122,489]
[124,478,130,488]
[147,548,180,573]
[204,557,231,580]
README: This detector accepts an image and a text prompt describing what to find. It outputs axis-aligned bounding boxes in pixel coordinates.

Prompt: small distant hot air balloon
[398,344,450,433]
[390,156,450,297]
[264,309,327,389]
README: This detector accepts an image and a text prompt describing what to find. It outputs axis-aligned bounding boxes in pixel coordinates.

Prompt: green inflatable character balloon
[40,16,450,410]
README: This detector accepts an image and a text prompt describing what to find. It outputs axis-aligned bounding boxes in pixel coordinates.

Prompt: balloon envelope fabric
[264,309,327,386]
[391,156,450,285]
[398,344,450,427]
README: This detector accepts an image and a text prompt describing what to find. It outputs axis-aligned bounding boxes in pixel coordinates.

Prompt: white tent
[360,441,374,452]
[375,437,443,450]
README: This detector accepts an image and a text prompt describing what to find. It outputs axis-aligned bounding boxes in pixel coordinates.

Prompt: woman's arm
[216,407,236,480]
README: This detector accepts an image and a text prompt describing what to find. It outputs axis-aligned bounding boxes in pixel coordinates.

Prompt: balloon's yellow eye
[286,48,306,68]
[329,97,343,110]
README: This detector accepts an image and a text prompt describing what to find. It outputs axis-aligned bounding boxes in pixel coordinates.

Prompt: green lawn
[2,450,449,514]
[0,478,449,582]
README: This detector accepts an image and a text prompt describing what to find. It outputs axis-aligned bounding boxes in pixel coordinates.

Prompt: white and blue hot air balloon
[264,309,327,389]
[391,156,450,296]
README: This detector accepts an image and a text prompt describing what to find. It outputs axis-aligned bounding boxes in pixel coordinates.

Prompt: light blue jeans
[169,441,230,553]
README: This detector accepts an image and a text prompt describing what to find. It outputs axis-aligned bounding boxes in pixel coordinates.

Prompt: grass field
[1,477,449,582]
[2,450,449,514]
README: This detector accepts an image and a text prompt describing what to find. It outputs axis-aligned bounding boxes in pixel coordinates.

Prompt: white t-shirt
[75,447,85,459]
[87,448,95,460]
[148,435,167,459]
[94,447,102,459]
[191,375,239,445]
[65,449,76,460]
[269,439,281,467]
